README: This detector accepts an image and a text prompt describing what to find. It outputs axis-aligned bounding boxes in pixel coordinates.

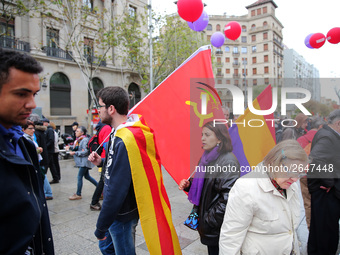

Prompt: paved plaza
[46,159,205,255]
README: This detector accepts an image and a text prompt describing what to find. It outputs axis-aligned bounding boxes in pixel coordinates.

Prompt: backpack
[87,126,103,155]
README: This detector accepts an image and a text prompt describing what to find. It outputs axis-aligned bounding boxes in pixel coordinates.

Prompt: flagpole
[148,0,153,91]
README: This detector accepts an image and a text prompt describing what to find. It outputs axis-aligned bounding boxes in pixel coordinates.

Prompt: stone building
[0,0,147,134]
[205,0,284,110]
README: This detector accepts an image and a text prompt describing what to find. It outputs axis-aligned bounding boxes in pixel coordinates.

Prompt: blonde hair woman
[219,140,308,255]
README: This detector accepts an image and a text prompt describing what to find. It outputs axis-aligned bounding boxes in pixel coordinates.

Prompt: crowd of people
[1,48,340,255]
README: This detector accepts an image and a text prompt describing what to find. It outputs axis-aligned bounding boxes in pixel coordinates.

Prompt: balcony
[232,62,240,68]
[215,50,223,55]
[44,47,73,60]
[233,74,240,78]
[0,36,30,52]
[232,52,240,57]
[216,62,223,67]
[216,73,224,78]
[85,55,107,67]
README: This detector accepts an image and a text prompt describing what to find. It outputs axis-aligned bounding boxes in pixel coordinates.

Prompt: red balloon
[177,0,204,22]
[327,27,340,44]
[224,21,241,41]
[309,33,326,49]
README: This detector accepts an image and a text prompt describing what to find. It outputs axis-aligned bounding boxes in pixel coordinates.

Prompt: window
[129,5,137,18]
[128,83,141,108]
[253,79,257,86]
[242,58,247,65]
[226,80,230,84]
[0,18,14,37]
[225,69,230,74]
[263,7,267,14]
[257,8,261,15]
[84,37,94,61]
[253,68,257,75]
[243,68,248,76]
[241,47,247,54]
[241,36,247,43]
[251,10,255,16]
[234,69,239,75]
[252,45,256,52]
[46,28,60,57]
[207,24,212,31]
[216,24,221,31]
[50,72,71,115]
[234,80,239,86]
[265,78,269,85]
[263,32,268,40]
[251,24,256,30]
[264,66,269,73]
[234,58,239,65]
[252,34,256,42]
[88,77,104,108]
[217,79,222,85]
[233,47,238,53]
[225,46,230,52]
[264,55,268,62]
[217,57,221,64]
[207,35,211,41]
[264,43,268,51]
[252,57,257,64]
[263,21,268,27]
[225,57,230,63]
[82,0,93,10]
[242,25,247,32]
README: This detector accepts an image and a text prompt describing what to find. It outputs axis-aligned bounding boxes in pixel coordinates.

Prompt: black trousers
[91,169,104,205]
[47,153,59,181]
[308,188,340,255]
[52,153,61,180]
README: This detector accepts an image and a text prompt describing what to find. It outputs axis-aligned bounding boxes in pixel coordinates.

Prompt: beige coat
[219,166,300,255]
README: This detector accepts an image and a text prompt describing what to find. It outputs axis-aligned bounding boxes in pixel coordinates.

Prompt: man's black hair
[0,48,43,90]
[97,86,129,115]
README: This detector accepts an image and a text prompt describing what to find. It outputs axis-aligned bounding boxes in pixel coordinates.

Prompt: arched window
[216,24,221,31]
[251,24,256,30]
[207,24,212,31]
[88,77,104,108]
[263,21,268,27]
[50,72,71,115]
[242,25,247,32]
[128,83,141,109]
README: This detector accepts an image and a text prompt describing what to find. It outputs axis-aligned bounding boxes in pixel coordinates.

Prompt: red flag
[130,46,224,184]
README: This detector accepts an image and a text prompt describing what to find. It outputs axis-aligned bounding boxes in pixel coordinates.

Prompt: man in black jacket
[0,48,54,254]
[43,117,59,183]
[307,109,340,255]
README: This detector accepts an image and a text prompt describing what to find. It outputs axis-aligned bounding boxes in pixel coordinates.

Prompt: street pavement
[46,159,333,255]
[46,159,205,255]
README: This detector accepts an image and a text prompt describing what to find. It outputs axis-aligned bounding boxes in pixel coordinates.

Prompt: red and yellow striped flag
[115,114,182,255]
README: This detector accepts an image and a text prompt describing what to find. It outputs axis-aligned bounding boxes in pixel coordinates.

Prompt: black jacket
[34,125,48,168]
[45,126,55,154]
[0,135,54,254]
[307,124,340,198]
[186,152,240,246]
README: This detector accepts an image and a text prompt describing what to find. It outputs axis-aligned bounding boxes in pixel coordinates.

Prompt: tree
[118,11,209,93]
[41,0,147,131]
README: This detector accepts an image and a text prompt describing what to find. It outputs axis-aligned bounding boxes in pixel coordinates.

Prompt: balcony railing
[215,50,223,55]
[233,74,240,78]
[232,62,240,68]
[44,46,73,60]
[216,73,224,78]
[232,52,240,57]
[85,54,107,67]
[0,36,30,52]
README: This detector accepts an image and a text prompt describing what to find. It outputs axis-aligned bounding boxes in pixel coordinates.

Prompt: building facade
[0,0,147,134]
[205,0,284,110]
[284,48,321,102]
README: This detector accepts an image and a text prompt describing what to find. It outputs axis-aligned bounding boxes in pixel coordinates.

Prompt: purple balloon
[210,32,225,48]
[187,10,209,32]
[305,33,314,49]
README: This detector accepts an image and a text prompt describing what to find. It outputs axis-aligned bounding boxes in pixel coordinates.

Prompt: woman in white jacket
[219,140,308,255]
